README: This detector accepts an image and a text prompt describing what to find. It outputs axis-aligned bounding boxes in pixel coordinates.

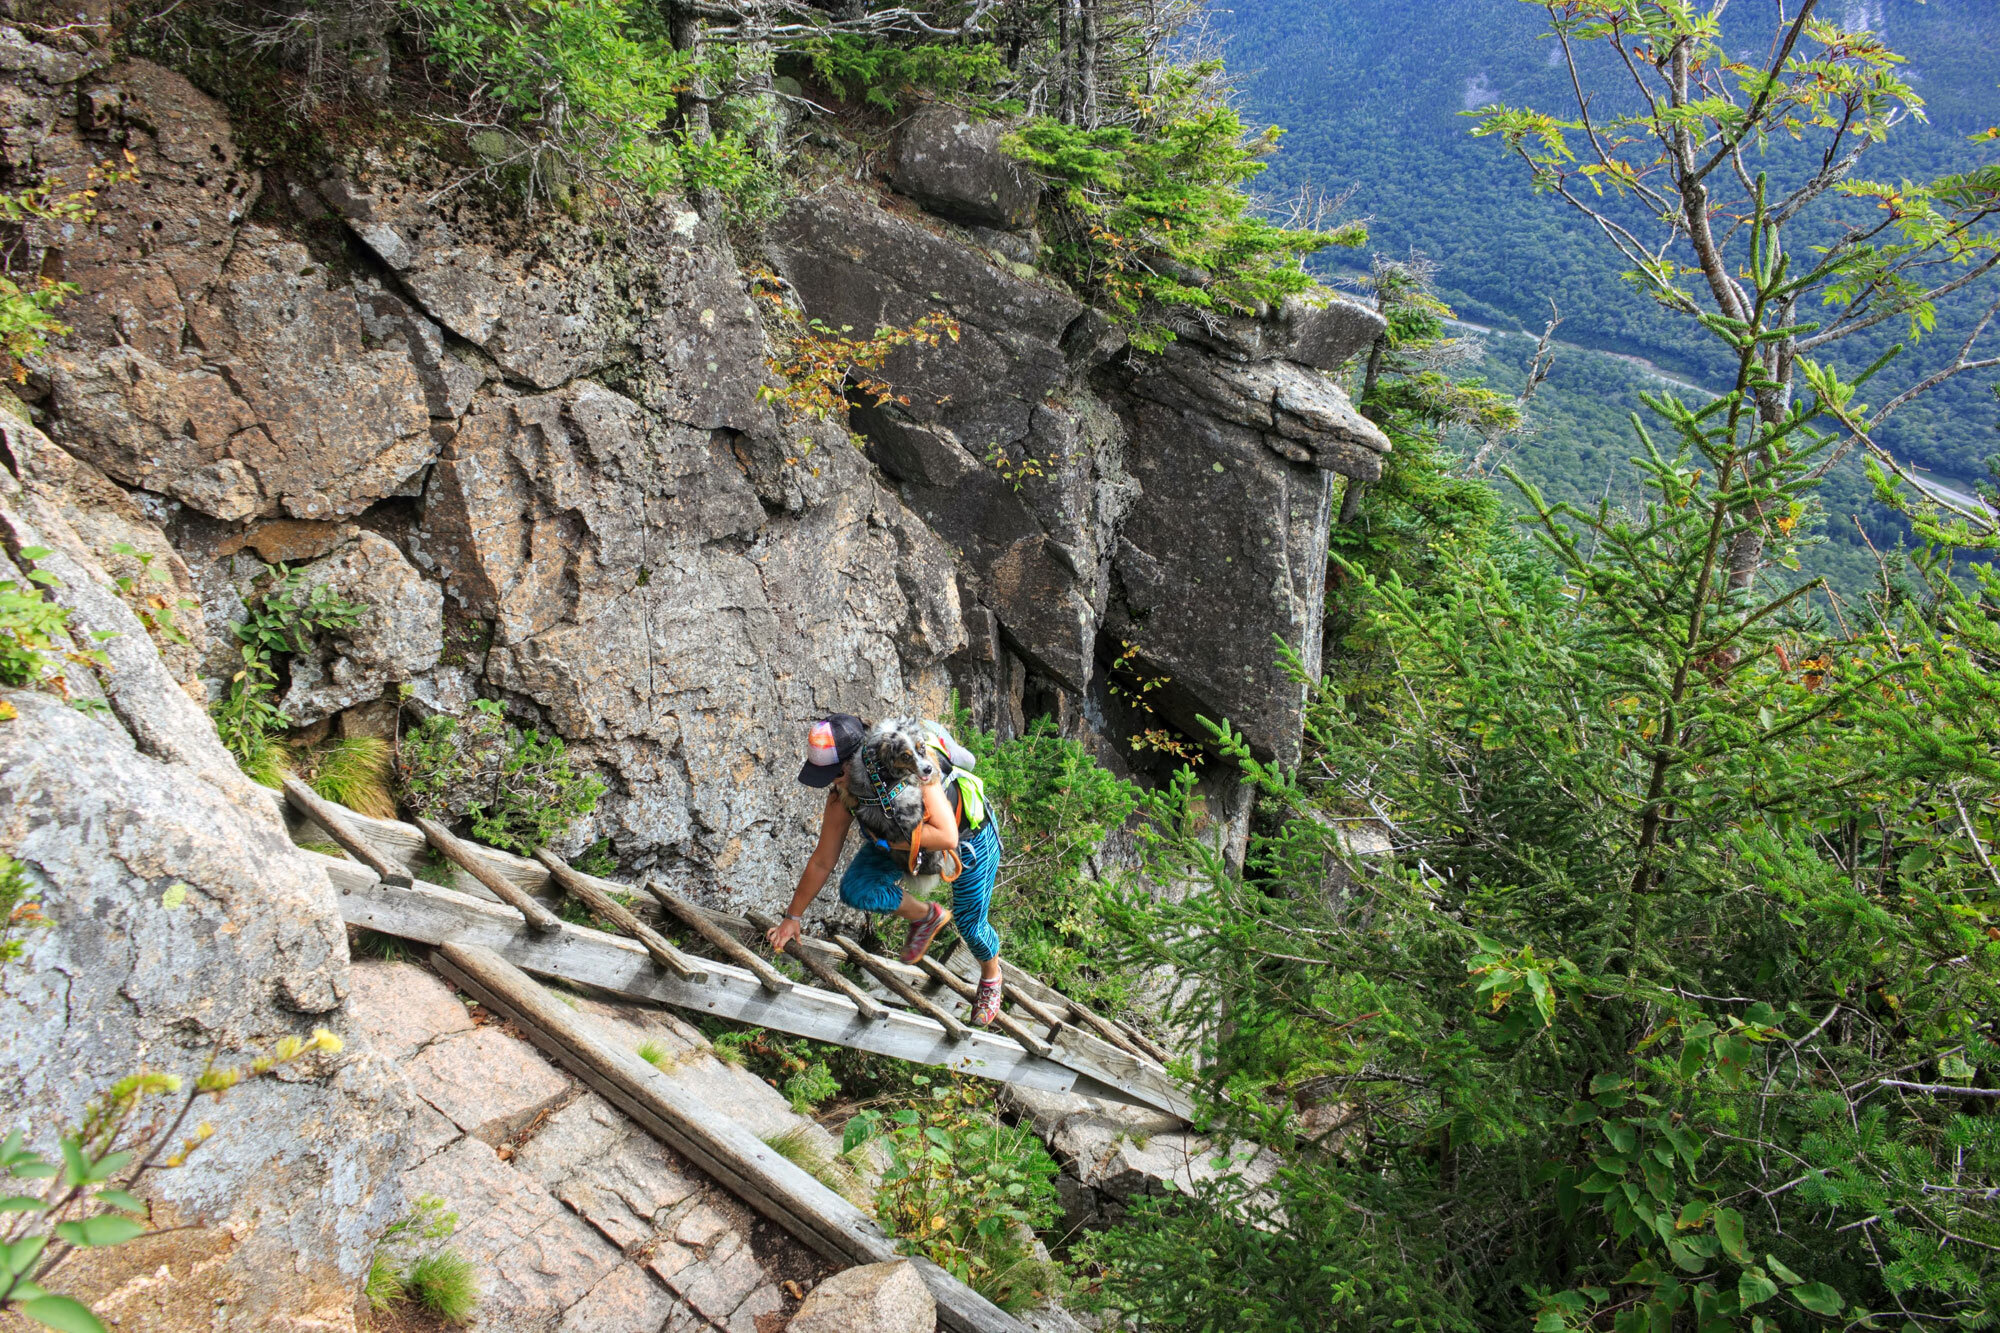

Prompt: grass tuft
[350,930,414,964]
[306,735,396,818]
[764,1124,862,1203]
[636,1039,669,1068]
[237,729,295,789]
[406,1248,479,1324]
[364,1250,406,1311]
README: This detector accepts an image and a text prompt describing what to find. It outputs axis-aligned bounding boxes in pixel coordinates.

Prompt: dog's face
[848,718,937,839]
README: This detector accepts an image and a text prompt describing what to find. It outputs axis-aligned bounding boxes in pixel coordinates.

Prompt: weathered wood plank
[429,944,1029,1333]
[325,873,1190,1107]
[918,957,1052,1058]
[534,849,707,983]
[745,909,886,1021]
[414,815,563,933]
[646,882,793,994]
[1116,1017,1175,1065]
[283,778,412,887]
[836,936,970,1042]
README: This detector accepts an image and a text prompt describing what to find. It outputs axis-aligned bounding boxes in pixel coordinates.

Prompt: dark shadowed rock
[1102,347,1357,765]
[763,186,1089,457]
[890,105,1038,229]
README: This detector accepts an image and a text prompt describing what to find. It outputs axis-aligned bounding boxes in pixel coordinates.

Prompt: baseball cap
[798,714,867,787]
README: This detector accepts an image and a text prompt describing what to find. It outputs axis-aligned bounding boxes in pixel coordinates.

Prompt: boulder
[890,105,1038,229]
[789,1259,936,1333]
[1278,293,1389,371]
[278,530,445,724]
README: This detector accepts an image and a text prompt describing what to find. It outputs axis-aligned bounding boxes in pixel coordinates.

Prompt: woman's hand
[766,915,802,953]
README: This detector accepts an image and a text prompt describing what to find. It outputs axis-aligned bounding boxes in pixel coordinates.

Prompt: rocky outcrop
[13,26,1385,887]
[1097,344,1389,764]
[0,426,416,1328]
[768,176,1387,763]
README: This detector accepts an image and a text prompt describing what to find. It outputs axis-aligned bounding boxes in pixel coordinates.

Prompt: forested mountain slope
[1220,0,2000,593]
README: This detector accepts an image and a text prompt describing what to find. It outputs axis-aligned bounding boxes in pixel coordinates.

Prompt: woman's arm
[915,779,959,852]
[765,789,852,950]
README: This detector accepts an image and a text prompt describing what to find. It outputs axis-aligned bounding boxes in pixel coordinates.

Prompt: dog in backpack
[846,717,946,876]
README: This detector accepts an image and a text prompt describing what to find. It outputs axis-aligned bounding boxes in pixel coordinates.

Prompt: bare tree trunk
[1057,0,1077,124]
[1079,0,1100,128]
[669,1,711,143]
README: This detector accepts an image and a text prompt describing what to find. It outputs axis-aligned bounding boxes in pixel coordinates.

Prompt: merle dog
[846,717,947,878]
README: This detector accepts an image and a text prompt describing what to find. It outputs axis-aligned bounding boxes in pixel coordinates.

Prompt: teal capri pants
[838,818,1003,962]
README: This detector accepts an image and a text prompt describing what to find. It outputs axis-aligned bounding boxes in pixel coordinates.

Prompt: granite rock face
[16,62,446,522]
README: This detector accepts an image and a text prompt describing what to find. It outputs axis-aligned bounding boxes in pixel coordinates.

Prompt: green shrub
[782,1060,839,1115]
[397,700,605,855]
[1,547,108,696]
[368,1196,478,1324]
[790,36,1011,113]
[232,564,363,660]
[212,564,366,786]
[408,0,774,211]
[1003,69,1363,350]
[574,837,618,878]
[211,647,292,788]
[845,1079,1064,1312]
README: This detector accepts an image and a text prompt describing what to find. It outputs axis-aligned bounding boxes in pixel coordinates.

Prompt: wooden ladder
[286,789,1193,1120]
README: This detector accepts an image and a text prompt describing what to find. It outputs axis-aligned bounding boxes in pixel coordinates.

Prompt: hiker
[764,713,1007,1024]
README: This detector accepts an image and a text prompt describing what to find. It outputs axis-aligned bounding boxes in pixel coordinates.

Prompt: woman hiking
[763,713,1007,1025]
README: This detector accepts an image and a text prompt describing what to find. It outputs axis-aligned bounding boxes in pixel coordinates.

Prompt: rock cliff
[11,44,1384,906]
[0,22,1393,1328]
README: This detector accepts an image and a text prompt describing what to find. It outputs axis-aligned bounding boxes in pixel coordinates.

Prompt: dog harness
[850,725,989,881]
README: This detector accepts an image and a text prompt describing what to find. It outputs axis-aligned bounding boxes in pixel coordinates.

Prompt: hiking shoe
[899,902,951,964]
[971,976,1004,1026]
